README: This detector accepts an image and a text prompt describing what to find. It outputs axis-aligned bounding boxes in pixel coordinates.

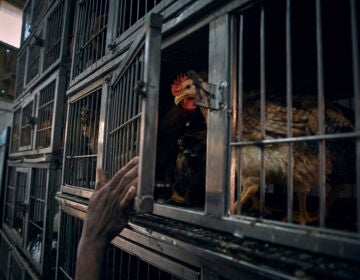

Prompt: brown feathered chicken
[232,94,354,225]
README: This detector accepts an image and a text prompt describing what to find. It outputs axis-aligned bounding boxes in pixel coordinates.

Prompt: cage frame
[10,69,67,157]
[2,160,60,277]
[150,0,360,262]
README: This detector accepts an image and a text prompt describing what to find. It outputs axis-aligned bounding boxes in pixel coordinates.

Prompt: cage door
[106,14,162,212]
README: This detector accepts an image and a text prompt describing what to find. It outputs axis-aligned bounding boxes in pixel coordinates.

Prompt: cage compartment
[230,0,358,225]
[154,24,209,210]
[10,109,21,154]
[43,0,66,71]
[10,70,66,156]
[15,49,27,99]
[114,0,163,38]
[35,81,56,151]
[104,13,162,212]
[56,207,201,280]
[0,233,41,280]
[26,31,43,85]
[71,0,110,79]
[62,87,102,195]
[2,163,60,277]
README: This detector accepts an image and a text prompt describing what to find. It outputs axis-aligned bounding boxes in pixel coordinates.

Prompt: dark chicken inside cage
[155,25,209,209]
[230,0,358,229]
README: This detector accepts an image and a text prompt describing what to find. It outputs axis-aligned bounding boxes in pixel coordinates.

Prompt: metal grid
[63,89,101,189]
[43,0,65,71]
[20,102,34,148]
[36,81,55,150]
[11,109,21,153]
[116,0,163,37]
[26,39,42,84]
[8,253,24,280]
[4,167,16,228]
[32,0,47,27]
[15,51,26,98]
[0,234,10,278]
[72,0,109,78]
[14,171,28,238]
[106,51,143,177]
[26,168,47,265]
[104,245,186,280]
[230,0,358,232]
[57,212,83,280]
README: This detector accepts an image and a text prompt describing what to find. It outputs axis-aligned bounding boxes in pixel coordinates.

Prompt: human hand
[80,156,139,248]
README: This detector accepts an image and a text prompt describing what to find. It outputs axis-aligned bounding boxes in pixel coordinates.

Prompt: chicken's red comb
[171,74,189,96]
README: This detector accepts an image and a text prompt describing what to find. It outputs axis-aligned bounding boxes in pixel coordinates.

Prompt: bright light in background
[0,1,22,48]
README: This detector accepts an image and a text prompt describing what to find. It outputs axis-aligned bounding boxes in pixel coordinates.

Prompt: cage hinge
[187,70,227,110]
[134,80,147,97]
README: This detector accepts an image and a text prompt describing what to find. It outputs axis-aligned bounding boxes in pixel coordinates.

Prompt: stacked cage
[0,0,75,278]
[53,0,359,279]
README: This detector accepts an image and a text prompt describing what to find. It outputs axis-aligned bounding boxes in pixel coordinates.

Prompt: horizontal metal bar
[108,113,141,136]
[231,131,360,146]
[65,154,97,159]
[153,203,360,262]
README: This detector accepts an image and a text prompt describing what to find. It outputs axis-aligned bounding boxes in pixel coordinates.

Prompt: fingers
[119,186,137,209]
[107,157,140,187]
[95,169,107,191]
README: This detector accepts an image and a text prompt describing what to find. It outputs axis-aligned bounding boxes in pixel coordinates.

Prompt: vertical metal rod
[286,0,294,223]
[122,0,127,34]
[260,6,266,218]
[137,0,140,20]
[316,0,326,227]
[350,0,360,233]
[237,14,244,215]
[130,0,133,27]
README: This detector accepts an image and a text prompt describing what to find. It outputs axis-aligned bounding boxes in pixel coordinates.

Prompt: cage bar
[36,81,56,150]
[44,1,65,71]
[26,168,47,265]
[116,0,163,37]
[20,102,34,149]
[72,0,109,79]
[27,40,42,84]
[15,51,26,98]
[63,89,101,190]
[32,0,47,27]
[4,167,16,228]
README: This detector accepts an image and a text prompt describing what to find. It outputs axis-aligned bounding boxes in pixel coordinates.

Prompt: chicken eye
[184,84,192,90]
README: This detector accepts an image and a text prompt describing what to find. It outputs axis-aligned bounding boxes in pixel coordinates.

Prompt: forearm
[75,238,106,280]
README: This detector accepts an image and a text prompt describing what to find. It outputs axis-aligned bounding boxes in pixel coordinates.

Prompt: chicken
[232,94,354,225]
[80,105,99,153]
[157,73,208,205]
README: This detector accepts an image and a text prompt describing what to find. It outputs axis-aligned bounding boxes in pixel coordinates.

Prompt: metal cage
[63,88,102,192]
[10,109,21,154]
[226,0,359,257]
[19,101,34,150]
[115,0,163,37]
[43,0,66,71]
[2,163,60,278]
[15,50,26,99]
[105,13,162,212]
[26,35,43,85]
[56,210,83,280]
[36,80,56,150]
[32,0,47,28]
[71,0,110,79]
[3,167,16,230]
